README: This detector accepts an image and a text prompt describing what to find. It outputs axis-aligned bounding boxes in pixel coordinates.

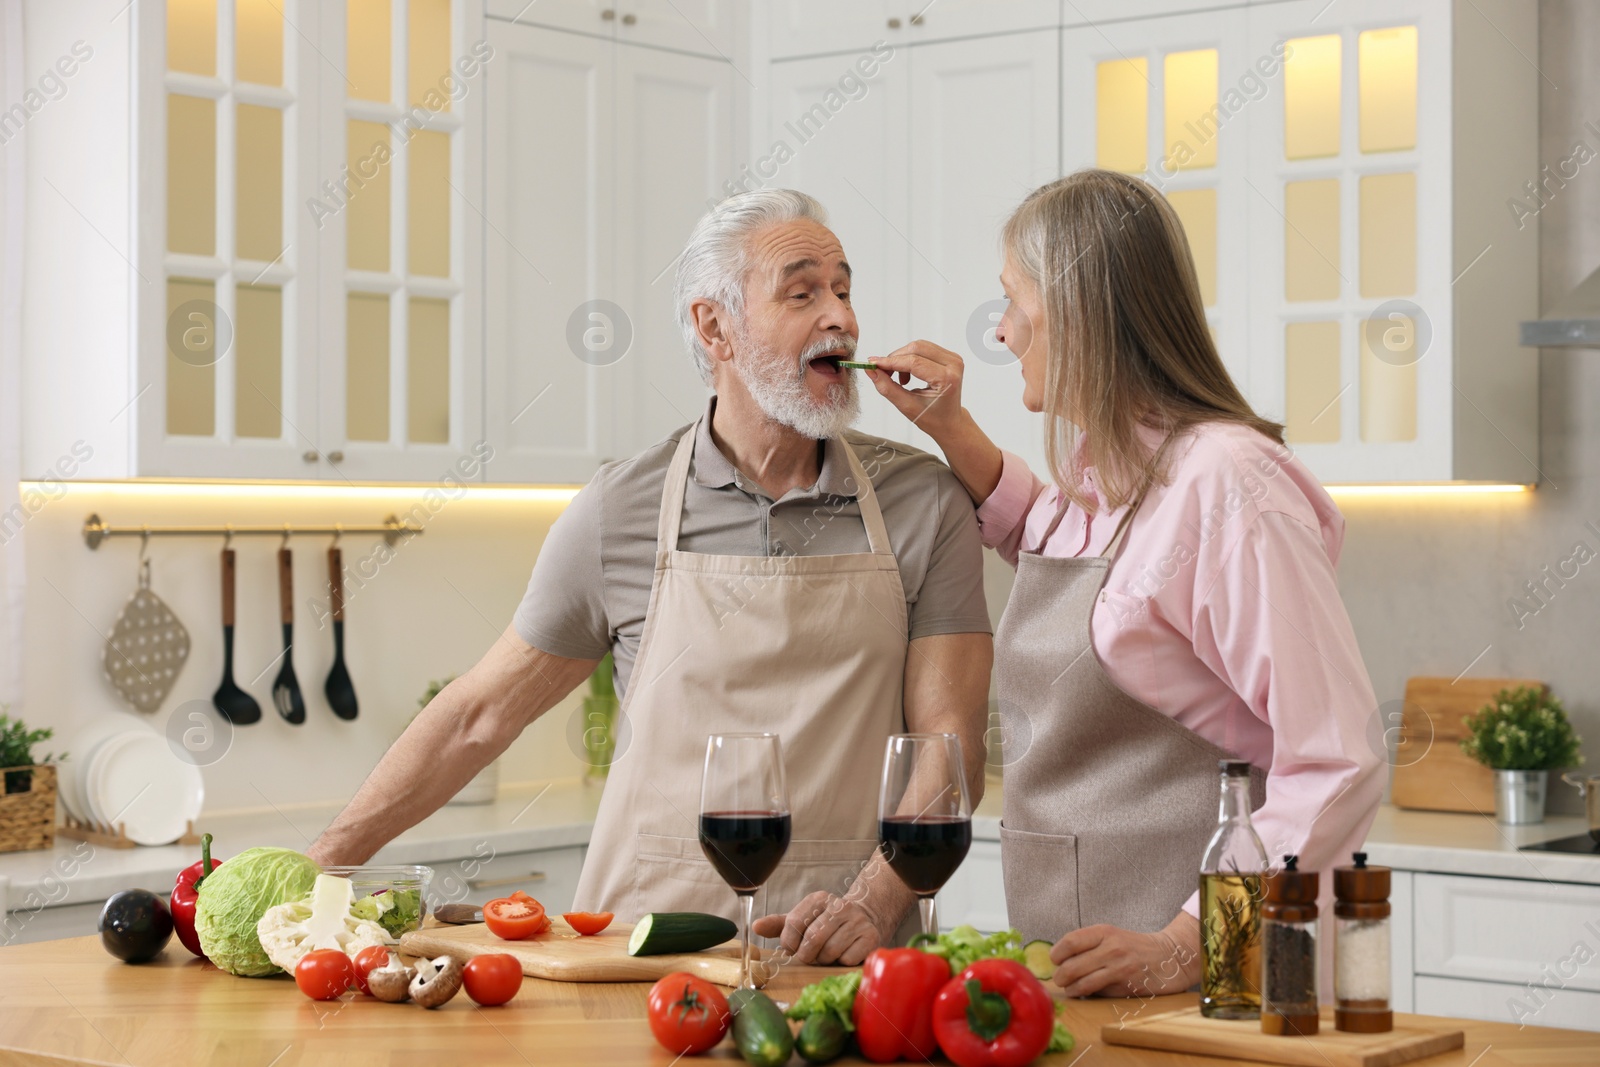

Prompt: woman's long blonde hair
[1002,169,1283,511]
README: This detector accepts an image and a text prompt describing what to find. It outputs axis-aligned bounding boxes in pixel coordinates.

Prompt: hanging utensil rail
[81,513,423,550]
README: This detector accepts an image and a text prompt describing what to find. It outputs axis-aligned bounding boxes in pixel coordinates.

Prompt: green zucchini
[626,912,738,956]
[729,988,795,1067]
[795,1013,847,1063]
[1023,939,1055,981]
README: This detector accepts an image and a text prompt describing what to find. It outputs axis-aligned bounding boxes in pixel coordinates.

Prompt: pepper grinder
[1261,854,1319,1036]
[1334,851,1393,1033]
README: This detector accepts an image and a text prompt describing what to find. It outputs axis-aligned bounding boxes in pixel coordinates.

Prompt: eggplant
[98,889,174,963]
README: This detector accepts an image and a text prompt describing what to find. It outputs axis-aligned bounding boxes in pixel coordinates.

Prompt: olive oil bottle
[1200,760,1268,1019]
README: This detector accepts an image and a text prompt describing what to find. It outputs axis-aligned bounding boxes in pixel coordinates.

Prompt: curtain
[0,0,25,710]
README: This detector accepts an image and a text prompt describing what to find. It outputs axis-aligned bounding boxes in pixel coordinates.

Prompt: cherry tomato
[647,973,731,1055]
[562,912,614,936]
[484,896,548,940]
[294,949,355,1001]
[351,945,392,995]
[462,953,524,1006]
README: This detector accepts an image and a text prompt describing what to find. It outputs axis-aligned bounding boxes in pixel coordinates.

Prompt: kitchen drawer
[936,839,1009,933]
[426,845,587,913]
[1,901,104,946]
[1415,975,1600,1033]
[1414,873,1600,993]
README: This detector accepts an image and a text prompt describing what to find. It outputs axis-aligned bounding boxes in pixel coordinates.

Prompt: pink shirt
[978,422,1384,918]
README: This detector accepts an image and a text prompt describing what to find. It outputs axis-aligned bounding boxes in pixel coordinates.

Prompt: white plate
[89,732,203,845]
[84,732,139,827]
[65,715,155,822]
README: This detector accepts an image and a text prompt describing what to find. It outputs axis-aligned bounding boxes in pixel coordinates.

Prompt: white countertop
[0,778,603,913]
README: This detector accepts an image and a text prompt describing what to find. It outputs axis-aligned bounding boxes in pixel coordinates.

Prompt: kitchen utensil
[700,732,790,989]
[102,543,191,713]
[271,546,305,725]
[88,731,203,846]
[1561,772,1600,842]
[432,904,483,925]
[398,917,762,987]
[1388,676,1546,814]
[878,732,971,938]
[1102,1007,1463,1067]
[212,546,261,725]
[322,546,358,720]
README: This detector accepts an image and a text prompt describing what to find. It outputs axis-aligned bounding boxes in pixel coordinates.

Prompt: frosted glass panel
[408,298,451,444]
[1284,321,1341,444]
[348,0,392,102]
[1284,179,1340,302]
[235,0,283,85]
[1360,171,1416,297]
[347,293,390,442]
[1163,50,1218,171]
[408,131,451,277]
[167,0,215,76]
[1283,35,1340,160]
[236,104,283,262]
[1096,58,1148,174]
[167,95,216,256]
[346,121,391,271]
[1359,26,1418,153]
[1361,317,1418,442]
[410,0,453,111]
[235,284,282,439]
[1167,188,1217,306]
[166,278,216,437]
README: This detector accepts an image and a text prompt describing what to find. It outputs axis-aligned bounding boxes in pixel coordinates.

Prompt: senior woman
[867,169,1383,998]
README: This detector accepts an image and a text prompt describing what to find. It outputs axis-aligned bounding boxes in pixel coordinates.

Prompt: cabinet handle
[301,450,319,463]
[327,450,344,463]
[600,7,615,19]
[887,17,902,29]
[467,872,547,890]
[621,12,636,25]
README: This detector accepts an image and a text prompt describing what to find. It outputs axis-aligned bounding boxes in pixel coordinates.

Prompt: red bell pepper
[932,958,1055,1067]
[852,947,951,1062]
[170,833,222,959]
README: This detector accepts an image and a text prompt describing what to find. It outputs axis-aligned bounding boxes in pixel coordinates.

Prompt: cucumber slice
[837,360,876,370]
[626,911,739,956]
[1023,939,1055,981]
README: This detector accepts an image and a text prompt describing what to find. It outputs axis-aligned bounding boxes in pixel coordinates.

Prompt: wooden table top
[2,935,1597,1066]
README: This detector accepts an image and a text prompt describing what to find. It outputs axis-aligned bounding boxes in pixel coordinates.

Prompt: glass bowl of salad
[319,865,432,938]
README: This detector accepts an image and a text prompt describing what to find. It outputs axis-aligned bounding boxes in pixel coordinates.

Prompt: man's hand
[1049,911,1202,998]
[752,891,890,966]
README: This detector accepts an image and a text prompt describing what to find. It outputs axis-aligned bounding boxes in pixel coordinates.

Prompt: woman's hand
[865,340,969,443]
[1049,911,1202,998]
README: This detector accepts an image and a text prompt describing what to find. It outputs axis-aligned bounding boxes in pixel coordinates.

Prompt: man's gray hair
[674,189,829,385]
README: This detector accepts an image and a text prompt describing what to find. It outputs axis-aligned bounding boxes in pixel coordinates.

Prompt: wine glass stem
[919,894,938,938]
[738,891,756,989]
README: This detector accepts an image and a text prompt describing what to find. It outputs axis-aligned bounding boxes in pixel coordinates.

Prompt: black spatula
[324,546,358,720]
[271,547,306,725]
[212,546,261,725]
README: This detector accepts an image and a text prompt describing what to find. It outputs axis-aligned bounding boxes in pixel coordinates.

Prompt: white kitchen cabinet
[937,838,1010,933]
[427,844,588,911]
[482,18,737,480]
[1415,976,1600,1032]
[1413,872,1600,993]
[767,1,1060,61]
[486,0,739,57]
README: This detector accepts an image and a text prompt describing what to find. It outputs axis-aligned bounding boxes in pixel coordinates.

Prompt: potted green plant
[0,709,65,853]
[1460,686,1584,825]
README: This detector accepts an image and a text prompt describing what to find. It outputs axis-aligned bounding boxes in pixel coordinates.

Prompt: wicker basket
[0,764,57,853]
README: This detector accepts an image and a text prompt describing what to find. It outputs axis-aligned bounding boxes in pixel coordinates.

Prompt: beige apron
[573,420,912,929]
[995,478,1265,944]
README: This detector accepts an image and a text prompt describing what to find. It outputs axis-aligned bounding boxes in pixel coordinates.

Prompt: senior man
[309,189,992,965]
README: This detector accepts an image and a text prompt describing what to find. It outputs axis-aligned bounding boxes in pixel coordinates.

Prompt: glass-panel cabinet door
[142,0,318,478]
[319,0,484,482]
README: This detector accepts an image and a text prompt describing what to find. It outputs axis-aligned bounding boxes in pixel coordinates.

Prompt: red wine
[699,811,792,892]
[879,816,972,895]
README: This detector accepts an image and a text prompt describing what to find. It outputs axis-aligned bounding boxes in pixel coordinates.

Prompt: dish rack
[57,813,203,849]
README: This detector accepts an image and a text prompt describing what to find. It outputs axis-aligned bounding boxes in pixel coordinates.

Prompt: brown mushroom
[409,955,464,1009]
[366,954,416,1003]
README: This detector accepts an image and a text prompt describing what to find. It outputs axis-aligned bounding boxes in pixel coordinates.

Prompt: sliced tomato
[562,912,614,936]
[484,895,548,940]
[462,953,524,1006]
[351,945,392,995]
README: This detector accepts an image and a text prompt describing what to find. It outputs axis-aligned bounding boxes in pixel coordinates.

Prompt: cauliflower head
[256,873,393,973]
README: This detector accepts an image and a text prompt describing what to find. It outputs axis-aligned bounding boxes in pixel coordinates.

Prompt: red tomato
[562,912,614,936]
[484,896,548,940]
[646,973,731,1055]
[462,954,524,1006]
[351,945,392,995]
[294,950,355,1001]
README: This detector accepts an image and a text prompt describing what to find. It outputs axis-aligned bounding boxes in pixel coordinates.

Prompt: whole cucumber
[795,1013,848,1063]
[729,988,795,1067]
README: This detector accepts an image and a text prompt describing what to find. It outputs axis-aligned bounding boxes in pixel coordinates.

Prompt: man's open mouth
[806,351,849,376]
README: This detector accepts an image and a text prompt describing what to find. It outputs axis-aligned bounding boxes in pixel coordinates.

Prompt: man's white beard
[733,333,861,440]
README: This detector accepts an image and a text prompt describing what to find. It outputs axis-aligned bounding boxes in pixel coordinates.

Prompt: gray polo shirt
[514,398,992,699]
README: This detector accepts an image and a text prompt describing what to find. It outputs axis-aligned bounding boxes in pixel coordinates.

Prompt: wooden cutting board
[1388,676,1546,814]
[1102,1008,1464,1067]
[398,918,762,987]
